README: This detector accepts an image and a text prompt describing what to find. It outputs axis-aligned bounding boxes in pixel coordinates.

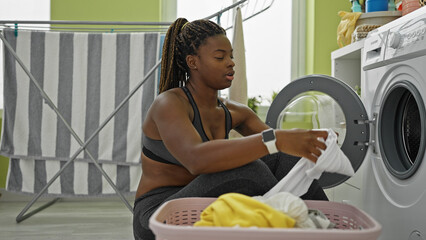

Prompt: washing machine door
[266,74,369,188]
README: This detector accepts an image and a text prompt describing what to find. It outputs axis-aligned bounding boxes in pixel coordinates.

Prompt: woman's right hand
[275,129,328,163]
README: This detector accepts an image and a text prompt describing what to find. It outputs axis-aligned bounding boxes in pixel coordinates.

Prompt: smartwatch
[261,128,278,154]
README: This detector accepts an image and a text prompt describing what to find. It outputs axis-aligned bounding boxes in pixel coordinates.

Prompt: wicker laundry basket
[149,197,381,240]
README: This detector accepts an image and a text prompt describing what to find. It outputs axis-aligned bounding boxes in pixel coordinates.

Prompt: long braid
[159,18,226,93]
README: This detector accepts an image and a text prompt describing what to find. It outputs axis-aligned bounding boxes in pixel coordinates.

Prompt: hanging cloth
[229,7,248,106]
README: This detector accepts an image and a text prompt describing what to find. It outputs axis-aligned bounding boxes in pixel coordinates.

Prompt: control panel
[385,17,426,60]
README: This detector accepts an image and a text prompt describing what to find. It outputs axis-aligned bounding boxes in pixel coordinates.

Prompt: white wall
[177,0,292,105]
[0,0,50,109]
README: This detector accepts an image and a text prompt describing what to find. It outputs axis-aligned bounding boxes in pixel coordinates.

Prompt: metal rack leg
[16,198,61,223]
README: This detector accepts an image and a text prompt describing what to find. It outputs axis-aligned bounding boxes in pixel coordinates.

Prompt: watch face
[262,129,275,142]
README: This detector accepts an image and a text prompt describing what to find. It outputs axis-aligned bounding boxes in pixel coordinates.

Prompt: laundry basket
[149,197,381,240]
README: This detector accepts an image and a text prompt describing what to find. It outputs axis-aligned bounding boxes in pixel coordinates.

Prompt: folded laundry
[254,192,316,228]
[263,129,354,198]
[254,192,335,229]
[194,193,295,228]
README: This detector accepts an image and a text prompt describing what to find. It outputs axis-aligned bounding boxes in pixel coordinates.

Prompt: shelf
[332,39,364,92]
[332,39,365,60]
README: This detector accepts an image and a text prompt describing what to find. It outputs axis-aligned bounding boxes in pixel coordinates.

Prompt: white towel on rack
[263,129,354,198]
[229,7,248,106]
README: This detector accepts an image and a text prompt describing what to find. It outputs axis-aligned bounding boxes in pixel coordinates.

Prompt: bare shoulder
[149,88,191,115]
[143,88,191,136]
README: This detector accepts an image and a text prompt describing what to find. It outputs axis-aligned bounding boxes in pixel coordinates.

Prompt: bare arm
[227,100,328,163]
[148,92,266,174]
[149,92,327,175]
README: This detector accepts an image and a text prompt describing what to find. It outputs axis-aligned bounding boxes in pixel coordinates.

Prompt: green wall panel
[305,0,352,75]
[51,0,161,21]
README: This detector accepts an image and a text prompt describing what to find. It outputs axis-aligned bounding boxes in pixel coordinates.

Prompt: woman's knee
[227,160,277,190]
[301,179,329,201]
[194,160,277,196]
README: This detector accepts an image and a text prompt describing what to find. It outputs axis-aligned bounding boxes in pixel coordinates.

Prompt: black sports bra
[142,86,232,166]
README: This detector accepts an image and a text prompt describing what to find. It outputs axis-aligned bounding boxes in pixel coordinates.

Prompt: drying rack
[0,0,274,223]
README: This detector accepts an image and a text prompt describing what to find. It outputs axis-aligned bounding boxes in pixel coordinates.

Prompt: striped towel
[1,29,162,196]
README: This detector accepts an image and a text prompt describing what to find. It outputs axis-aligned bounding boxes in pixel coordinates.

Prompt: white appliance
[361,7,426,240]
[265,7,426,240]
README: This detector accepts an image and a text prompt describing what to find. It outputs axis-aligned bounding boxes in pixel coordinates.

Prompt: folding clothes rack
[0,23,165,223]
[0,0,274,223]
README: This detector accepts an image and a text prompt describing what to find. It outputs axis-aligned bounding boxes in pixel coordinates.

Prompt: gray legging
[133,152,328,240]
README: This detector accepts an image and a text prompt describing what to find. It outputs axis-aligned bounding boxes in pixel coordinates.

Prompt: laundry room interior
[1,0,426,240]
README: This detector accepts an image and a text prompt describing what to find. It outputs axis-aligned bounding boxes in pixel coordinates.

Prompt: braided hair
[159,18,226,93]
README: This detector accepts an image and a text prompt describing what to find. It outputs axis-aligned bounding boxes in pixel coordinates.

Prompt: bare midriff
[135,154,196,199]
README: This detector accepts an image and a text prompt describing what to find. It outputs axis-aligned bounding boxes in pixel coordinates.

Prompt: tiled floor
[0,192,134,240]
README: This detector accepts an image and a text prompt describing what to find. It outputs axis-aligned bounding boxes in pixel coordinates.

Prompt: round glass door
[266,75,369,188]
[277,91,347,146]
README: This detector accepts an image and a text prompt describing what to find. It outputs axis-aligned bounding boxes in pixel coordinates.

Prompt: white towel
[263,129,354,198]
[229,7,248,106]
[253,192,317,229]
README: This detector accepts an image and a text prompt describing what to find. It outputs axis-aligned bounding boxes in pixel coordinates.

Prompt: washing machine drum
[378,81,426,179]
[266,75,369,188]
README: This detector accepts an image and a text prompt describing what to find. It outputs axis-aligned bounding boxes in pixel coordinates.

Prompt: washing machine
[265,7,426,240]
[361,7,426,240]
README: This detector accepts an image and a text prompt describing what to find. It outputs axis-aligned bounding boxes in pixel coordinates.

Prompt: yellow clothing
[194,193,295,228]
[337,11,362,48]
